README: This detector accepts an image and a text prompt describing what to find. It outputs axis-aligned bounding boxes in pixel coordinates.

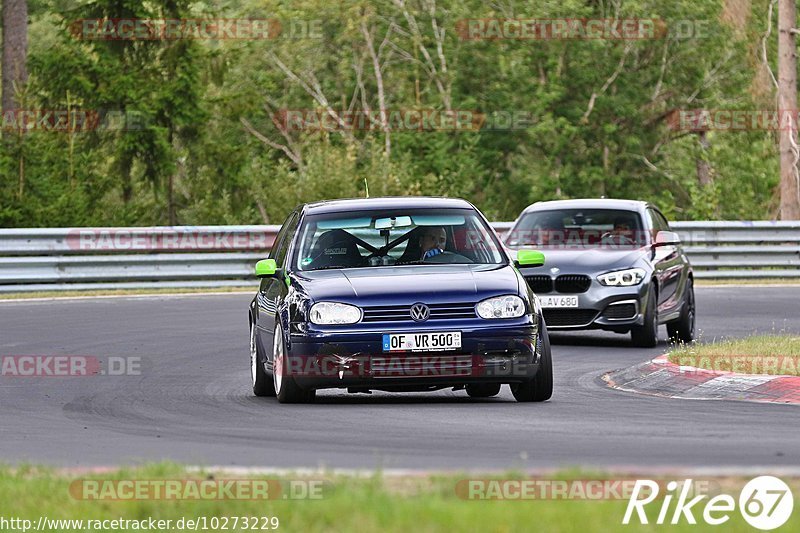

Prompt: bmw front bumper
[539,283,649,331]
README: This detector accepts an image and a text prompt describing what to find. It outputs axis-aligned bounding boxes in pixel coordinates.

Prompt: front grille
[362,303,476,322]
[555,275,591,293]
[602,302,637,320]
[525,275,591,293]
[525,275,553,293]
[542,309,598,327]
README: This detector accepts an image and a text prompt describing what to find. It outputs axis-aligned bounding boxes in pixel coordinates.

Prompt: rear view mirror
[515,249,545,267]
[255,258,278,277]
[375,216,412,230]
[654,231,681,246]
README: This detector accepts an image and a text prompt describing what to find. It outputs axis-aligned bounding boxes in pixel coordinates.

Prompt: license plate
[539,295,579,308]
[382,332,462,352]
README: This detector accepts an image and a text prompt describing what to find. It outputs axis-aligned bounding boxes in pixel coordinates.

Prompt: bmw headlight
[597,268,646,287]
[309,302,362,325]
[476,295,526,319]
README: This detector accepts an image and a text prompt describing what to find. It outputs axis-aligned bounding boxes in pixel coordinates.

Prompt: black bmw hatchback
[506,199,695,347]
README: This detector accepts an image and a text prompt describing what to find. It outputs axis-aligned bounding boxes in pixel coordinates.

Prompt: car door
[647,208,683,318]
[256,211,299,368]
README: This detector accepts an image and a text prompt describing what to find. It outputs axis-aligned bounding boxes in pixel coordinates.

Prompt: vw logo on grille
[410,303,430,322]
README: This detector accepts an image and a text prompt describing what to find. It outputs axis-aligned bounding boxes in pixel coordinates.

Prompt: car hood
[518,247,649,275]
[294,264,520,305]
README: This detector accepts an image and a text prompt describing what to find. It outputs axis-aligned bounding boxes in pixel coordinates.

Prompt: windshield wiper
[305,265,360,271]
[395,260,433,265]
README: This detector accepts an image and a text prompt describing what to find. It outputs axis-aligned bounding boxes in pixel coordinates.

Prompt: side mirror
[255,258,278,277]
[515,249,546,267]
[654,231,680,247]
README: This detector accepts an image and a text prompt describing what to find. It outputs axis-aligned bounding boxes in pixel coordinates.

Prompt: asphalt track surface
[1,286,799,471]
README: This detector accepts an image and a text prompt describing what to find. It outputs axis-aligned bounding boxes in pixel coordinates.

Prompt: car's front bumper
[539,283,649,331]
[285,319,541,390]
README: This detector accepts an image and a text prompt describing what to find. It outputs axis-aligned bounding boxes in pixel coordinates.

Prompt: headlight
[309,302,362,325]
[597,268,646,287]
[476,295,526,319]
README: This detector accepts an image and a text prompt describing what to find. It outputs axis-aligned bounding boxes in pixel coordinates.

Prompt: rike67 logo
[623,476,794,530]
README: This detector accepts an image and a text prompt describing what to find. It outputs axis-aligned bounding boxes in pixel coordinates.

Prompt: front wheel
[251,322,276,397]
[631,285,658,347]
[273,321,315,404]
[667,278,695,344]
[511,316,553,403]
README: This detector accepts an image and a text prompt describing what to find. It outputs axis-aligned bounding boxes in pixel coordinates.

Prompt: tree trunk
[1,0,29,111]
[696,131,712,186]
[2,0,29,198]
[778,0,800,219]
[600,144,609,196]
[168,129,177,226]
[120,151,134,205]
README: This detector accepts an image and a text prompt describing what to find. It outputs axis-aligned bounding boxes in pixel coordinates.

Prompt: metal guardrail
[0,226,280,255]
[0,221,798,292]
[671,221,800,279]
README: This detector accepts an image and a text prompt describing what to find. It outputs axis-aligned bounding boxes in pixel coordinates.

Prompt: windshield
[506,208,646,249]
[293,208,506,271]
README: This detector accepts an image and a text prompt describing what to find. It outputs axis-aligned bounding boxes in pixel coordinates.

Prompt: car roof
[521,198,650,215]
[302,196,474,215]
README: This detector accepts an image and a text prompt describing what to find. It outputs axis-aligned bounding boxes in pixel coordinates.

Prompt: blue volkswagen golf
[249,197,552,403]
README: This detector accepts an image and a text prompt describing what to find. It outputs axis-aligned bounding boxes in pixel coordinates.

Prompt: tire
[272,321,315,404]
[466,383,502,398]
[631,285,658,348]
[511,316,553,402]
[251,321,276,397]
[667,278,696,344]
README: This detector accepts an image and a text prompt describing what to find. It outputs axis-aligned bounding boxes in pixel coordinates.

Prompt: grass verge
[668,334,800,376]
[0,464,797,532]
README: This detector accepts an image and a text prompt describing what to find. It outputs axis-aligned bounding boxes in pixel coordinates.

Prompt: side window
[646,209,660,240]
[646,208,670,241]
[269,212,299,267]
[654,210,670,231]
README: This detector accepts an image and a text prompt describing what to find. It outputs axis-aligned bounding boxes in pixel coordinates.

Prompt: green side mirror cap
[516,249,545,267]
[255,258,278,277]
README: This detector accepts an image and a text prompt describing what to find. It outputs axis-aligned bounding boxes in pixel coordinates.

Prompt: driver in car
[420,226,447,259]
[602,217,636,247]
